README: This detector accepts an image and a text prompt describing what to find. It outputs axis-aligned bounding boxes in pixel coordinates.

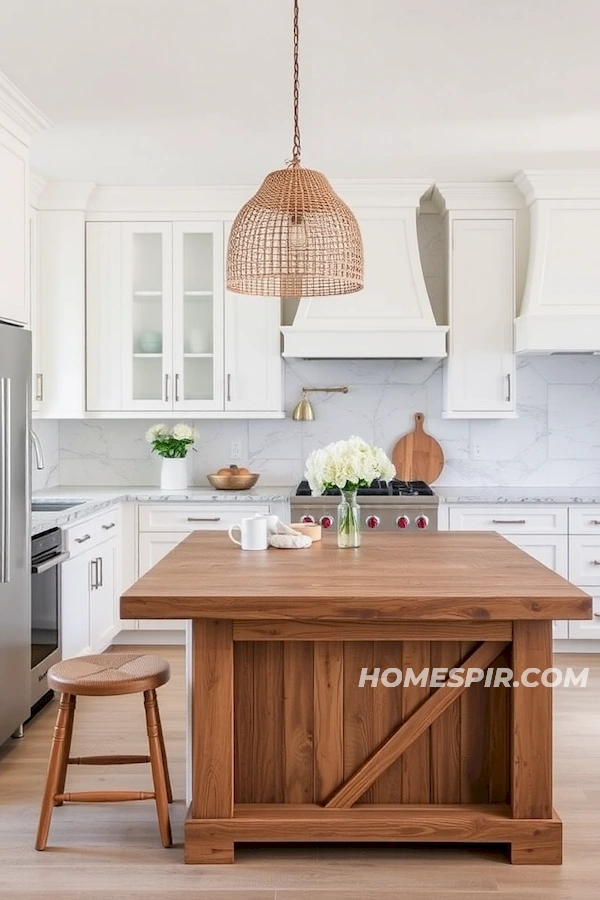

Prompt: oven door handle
[31,551,70,575]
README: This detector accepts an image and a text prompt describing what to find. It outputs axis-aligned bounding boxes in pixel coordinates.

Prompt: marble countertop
[435,486,600,504]
[31,485,294,535]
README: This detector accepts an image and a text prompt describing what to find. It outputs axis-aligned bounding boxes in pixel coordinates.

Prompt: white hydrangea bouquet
[146,423,199,491]
[305,436,395,548]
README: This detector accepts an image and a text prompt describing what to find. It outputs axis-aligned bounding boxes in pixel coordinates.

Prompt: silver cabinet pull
[506,373,512,403]
[90,558,98,590]
[164,373,170,402]
[0,378,11,584]
[492,519,526,525]
[594,613,600,619]
[101,522,116,530]
[97,555,103,588]
[187,516,221,522]
[35,373,44,403]
[175,373,181,403]
[74,534,91,544]
[227,373,231,403]
[591,520,600,526]
[591,560,600,566]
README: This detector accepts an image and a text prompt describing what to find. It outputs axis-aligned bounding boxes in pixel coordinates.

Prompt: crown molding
[0,70,51,144]
[432,182,525,213]
[515,169,600,204]
[38,181,97,211]
[85,179,435,215]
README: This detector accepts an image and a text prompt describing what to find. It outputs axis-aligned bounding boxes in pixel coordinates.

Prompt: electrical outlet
[472,442,483,460]
[230,441,242,460]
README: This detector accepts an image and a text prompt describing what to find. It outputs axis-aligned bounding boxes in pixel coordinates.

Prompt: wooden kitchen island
[121,531,592,865]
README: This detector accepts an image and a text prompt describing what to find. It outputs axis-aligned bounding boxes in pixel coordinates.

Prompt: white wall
[55,353,600,488]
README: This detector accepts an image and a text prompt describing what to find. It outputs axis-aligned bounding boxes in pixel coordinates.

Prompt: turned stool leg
[54,695,76,807]
[154,694,173,803]
[36,693,75,850]
[143,689,172,847]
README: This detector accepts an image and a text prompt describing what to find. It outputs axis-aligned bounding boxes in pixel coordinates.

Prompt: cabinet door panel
[224,292,283,412]
[86,223,123,410]
[137,532,187,630]
[445,218,515,416]
[568,536,600,585]
[122,223,173,411]
[90,539,118,653]
[172,223,224,411]
[61,552,92,659]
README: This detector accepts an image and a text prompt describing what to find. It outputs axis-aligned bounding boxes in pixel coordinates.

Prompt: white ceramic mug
[228,515,268,550]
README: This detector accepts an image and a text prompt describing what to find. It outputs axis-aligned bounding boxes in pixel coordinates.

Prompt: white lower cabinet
[137,532,186,631]
[61,508,121,658]
[568,594,600,640]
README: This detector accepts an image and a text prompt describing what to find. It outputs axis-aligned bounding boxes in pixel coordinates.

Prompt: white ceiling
[1,0,599,184]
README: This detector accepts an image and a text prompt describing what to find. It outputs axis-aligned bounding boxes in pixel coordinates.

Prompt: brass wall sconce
[292,386,349,421]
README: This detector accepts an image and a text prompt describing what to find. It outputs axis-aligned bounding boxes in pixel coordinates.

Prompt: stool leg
[154,695,173,803]
[143,689,172,848]
[36,693,74,850]
[54,695,76,807]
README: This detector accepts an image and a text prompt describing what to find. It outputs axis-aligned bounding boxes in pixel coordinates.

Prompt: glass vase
[337,489,360,549]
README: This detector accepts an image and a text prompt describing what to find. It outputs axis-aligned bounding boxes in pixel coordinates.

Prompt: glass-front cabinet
[172,224,223,410]
[86,219,281,416]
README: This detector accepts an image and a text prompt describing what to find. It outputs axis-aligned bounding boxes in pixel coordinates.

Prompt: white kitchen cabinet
[90,536,118,653]
[443,217,515,418]
[61,507,122,656]
[569,594,600,640]
[0,127,28,325]
[61,551,92,659]
[86,221,282,416]
[501,534,569,640]
[137,532,186,631]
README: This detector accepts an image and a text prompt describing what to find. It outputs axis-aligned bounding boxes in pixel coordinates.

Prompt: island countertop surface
[121,531,592,622]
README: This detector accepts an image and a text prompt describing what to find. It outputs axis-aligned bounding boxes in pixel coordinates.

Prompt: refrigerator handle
[0,377,11,584]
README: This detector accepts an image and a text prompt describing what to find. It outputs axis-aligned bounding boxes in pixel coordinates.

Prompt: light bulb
[289,218,308,250]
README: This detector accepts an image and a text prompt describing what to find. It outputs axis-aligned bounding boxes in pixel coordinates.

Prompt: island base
[184,804,563,865]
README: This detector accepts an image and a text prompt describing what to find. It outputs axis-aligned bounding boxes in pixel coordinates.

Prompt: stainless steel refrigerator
[0,323,30,746]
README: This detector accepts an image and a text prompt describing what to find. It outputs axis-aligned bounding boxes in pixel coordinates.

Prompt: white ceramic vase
[160,457,188,491]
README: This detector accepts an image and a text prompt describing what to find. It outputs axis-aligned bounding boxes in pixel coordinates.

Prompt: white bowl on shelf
[138,332,162,353]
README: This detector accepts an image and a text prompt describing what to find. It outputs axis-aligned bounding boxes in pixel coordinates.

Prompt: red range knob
[366,515,380,529]
[301,514,315,524]
[396,515,410,529]
[320,515,334,529]
[416,515,429,529]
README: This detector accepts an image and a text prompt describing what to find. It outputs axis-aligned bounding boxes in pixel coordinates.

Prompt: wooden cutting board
[392,413,444,483]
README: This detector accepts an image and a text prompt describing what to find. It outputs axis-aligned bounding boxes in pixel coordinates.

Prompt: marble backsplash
[45,353,600,489]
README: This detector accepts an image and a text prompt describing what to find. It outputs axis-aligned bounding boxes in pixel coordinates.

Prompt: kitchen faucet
[30,429,45,470]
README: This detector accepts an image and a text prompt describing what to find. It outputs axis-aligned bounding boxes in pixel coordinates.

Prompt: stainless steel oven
[31,528,68,706]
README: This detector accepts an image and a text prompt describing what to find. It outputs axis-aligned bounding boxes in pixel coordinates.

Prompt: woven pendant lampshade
[226,0,364,299]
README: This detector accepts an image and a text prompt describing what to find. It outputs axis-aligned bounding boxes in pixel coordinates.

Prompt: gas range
[290,480,439,532]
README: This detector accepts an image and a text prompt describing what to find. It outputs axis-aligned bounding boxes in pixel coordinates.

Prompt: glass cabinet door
[172,223,224,410]
[122,223,173,410]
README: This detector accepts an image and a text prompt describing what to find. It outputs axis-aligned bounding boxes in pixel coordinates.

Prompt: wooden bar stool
[36,652,173,850]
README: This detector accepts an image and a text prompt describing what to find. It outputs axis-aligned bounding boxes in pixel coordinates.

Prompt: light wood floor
[0,648,598,900]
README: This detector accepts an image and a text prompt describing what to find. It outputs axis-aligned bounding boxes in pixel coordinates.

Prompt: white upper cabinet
[445,217,515,417]
[435,184,523,419]
[86,220,283,416]
[0,129,28,325]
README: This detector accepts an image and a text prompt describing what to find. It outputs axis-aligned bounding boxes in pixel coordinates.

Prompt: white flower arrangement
[145,423,199,459]
[305,436,396,494]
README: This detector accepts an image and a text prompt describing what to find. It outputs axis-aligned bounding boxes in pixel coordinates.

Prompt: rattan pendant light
[226,0,364,299]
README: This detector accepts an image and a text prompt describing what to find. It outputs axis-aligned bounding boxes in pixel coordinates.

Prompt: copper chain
[292,0,301,165]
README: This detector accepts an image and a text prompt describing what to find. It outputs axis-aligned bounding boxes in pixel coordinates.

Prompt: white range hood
[515,171,600,353]
[281,182,448,358]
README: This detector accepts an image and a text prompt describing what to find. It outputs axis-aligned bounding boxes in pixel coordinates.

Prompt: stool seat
[47,653,170,697]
